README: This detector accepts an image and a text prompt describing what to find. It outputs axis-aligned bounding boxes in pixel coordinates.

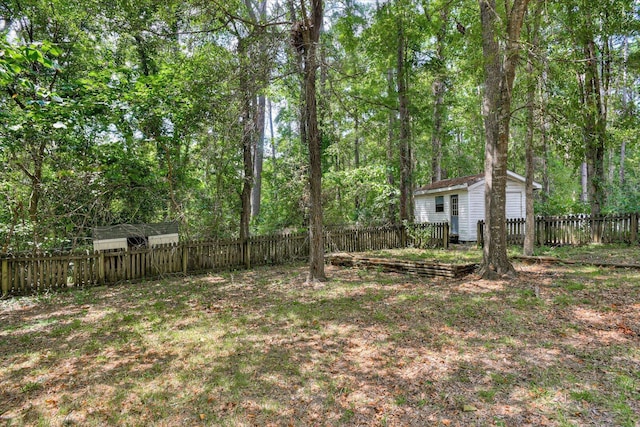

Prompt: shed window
[435,196,444,213]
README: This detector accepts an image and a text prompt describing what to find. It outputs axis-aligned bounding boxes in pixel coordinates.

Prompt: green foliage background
[0,0,638,251]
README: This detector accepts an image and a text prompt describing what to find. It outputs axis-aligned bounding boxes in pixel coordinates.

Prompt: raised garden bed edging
[327,253,477,279]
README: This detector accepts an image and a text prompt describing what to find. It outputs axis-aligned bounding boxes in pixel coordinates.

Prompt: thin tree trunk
[397,22,412,223]
[164,143,181,218]
[523,20,537,255]
[431,77,445,184]
[386,69,397,223]
[251,95,266,218]
[607,148,615,185]
[24,140,46,250]
[239,0,271,229]
[581,37,607,216]
[524,2,543,256]
[540,57,550,201]
[354,112,361,215]
[239,39,254,242]
[620,36,629,186]
[581,162,588,203]
[620,141,626,186]
[431,7,447,183]
[268,99,277,170]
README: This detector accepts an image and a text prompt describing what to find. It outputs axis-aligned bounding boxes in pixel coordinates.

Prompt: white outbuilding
[414,170,542,242]
[92,222,179,252]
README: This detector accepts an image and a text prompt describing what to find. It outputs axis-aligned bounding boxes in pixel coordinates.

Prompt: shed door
[450,195,459,235]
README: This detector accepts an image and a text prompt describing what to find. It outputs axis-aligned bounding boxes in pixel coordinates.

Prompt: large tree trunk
[298,0,325,281]
[478,0,530,279]
[397,22,412,223]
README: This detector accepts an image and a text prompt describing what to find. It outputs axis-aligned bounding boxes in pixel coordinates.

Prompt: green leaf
[24,47,42,62]
[9,63,22,74]
[48,46,63,57]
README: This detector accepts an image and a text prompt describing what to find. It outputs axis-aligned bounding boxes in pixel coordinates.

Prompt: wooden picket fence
[478,213,640,247]
[0,223,448,296]
[324,223,449,253]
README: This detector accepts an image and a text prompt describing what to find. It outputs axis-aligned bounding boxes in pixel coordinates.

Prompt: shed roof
[414,170,541,196]
[93,222,178,240]
[415,173,484,193]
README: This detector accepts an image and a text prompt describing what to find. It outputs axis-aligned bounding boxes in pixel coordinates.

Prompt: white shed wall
[467,185,484,241]
[414,195,450,223]
[456,179,527,241]
[149,233,179,247]
[93,238,128,252]
[414,196,430,223]
[505,180,526,219]
[415,192,471,240]
[506,192,523,218]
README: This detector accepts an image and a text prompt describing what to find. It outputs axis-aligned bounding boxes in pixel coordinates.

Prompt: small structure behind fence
[1,223,449,296]
[478,213,639,247]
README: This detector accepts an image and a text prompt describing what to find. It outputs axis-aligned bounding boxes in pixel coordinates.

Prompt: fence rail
[478,213,640,247]
[1,223,449,296]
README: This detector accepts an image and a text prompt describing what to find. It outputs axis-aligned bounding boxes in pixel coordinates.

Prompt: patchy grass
[1,249,639,426]
[367,246,483,264]
[534,243,640,265]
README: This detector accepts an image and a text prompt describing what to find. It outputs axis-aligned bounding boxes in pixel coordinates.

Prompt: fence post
[477,221,483,248]
[244,239,251,269]
[1,258,8,296]
[631,213,638,244]
[443,223,449,249]
[98,252,105,284]
[182,244,189,274]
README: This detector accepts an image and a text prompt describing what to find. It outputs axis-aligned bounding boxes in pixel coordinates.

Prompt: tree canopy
[1,0,639,255]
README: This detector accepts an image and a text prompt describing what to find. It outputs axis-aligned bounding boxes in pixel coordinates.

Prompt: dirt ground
[1,255,639,426]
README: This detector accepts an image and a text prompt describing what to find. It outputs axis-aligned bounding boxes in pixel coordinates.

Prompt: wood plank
[327,254,476,279]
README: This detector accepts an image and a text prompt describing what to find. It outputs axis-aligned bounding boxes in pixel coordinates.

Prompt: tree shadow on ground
[1,263,639,425]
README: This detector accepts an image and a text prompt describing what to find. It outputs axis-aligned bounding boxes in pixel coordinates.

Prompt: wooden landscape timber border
[513,255,640,270]
[478,213,640,247]
[0,223,449,296]
[327,253,477,279]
